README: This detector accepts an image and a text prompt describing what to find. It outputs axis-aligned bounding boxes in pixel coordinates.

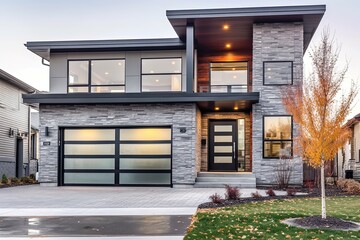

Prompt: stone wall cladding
[200,112,252,172]
[252,22,304,185]
[39,103,197,185]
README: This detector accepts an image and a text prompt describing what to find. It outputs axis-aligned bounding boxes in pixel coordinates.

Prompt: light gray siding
[0,79,30,177]
[252,22,304,185]
[49,50,187,93]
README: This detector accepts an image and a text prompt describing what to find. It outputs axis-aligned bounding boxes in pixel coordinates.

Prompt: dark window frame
[140,57,182,93]
[262,115,293,159]
[30,133,37,160]
[59,125,173,187]
[67,58,126,93]
[263,61,294,86]
[209,61,249,93]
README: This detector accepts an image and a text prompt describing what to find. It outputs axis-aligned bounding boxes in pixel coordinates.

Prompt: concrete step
[197,172,255,178]
[194,182,256,188]
[196,177,256,183]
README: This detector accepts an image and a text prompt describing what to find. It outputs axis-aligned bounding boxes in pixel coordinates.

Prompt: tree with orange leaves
[283,30,358,219]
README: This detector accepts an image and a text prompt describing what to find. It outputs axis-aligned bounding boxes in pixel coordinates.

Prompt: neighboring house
[336,114,360,181]
[23,5,325,187]
[0,69,38,178]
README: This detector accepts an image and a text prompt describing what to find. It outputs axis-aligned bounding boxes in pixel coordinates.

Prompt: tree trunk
[321,159,326,219]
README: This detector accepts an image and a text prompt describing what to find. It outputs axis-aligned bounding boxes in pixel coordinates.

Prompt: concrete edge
[0,208,197,217]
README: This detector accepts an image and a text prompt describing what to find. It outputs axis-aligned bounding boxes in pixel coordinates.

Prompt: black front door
[208,120,237,171]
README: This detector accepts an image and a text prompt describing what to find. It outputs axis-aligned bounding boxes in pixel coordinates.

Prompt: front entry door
[209,120,237,171]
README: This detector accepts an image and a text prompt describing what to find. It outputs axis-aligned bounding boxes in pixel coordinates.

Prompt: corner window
[263,61,293,85]
[210,62,248,93]
[141,58,182,92]
[68,59,125,93]
[263,116,293,158]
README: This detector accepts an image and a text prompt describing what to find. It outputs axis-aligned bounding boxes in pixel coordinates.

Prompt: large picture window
[68,59,125,93]
[263,116,293,158]
[210,62,248,93]
[141,58,182,92]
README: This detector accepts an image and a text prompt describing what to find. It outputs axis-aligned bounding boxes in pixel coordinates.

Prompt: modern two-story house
[23,5,325,187]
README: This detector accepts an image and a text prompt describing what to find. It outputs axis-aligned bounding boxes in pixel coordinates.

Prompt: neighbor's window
[68,59,125,93]
[263,61,293,85]
[141,58,182,92]
[210,62,248,93]
[263,116,292,158]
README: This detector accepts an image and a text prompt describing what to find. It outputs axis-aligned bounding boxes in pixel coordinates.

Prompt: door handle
[233,142,235,159]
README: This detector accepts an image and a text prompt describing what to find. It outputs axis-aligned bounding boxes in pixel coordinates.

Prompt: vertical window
[141,58,182,92]
[263,61,293,85]
[263,116,293,158]
[68,59,125,93]
[210,62,248,93]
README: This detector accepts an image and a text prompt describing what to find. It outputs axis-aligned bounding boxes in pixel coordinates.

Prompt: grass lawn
[185,196,360,239]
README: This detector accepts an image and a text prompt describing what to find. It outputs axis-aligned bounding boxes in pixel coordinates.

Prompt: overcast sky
[1,0,359,117]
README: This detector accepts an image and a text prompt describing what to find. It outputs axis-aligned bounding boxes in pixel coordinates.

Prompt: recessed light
[234,106,239,110]
[232,68,236,70]
[105,72,109,75]
[215,107,220,111]
[225,43,231,49]
[223,25,229,30]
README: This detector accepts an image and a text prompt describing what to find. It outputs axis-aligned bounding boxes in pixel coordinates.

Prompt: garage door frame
[58,125,173,187]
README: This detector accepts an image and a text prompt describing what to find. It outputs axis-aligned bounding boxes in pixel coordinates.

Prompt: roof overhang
[167,5,325,52]
[26,38,186,61]
[22,92,259,112]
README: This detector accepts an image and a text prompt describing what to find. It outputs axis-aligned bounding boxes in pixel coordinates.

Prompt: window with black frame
[210,62,248,93]
[141,58,182,92]
[263,116,293,158]
[68,59,125,93]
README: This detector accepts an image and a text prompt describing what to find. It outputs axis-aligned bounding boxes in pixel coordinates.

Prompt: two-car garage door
[60,126,172,186]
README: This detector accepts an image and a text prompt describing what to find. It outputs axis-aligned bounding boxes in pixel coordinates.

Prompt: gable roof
[0,69,38,93]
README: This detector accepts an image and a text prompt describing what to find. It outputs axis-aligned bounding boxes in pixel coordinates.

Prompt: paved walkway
[0,185,287,209]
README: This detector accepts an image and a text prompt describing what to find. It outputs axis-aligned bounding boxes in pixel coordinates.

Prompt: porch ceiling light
[215,107,220,111]
[225,43,231,49]
[223,24,229,30]
[234,106,239,110]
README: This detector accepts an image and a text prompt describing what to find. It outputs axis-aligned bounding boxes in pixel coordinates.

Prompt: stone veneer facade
[39,103,201,186]
[252,22,304,185]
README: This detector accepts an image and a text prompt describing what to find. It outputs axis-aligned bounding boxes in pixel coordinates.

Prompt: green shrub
[1,174,8,184]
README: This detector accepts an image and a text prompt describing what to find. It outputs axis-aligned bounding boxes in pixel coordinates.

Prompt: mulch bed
[199,185,355,209]
[0,183,38,189]
[283,216,360,231]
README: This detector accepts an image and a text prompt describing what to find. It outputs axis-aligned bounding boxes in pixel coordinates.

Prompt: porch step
[194,172,256,188]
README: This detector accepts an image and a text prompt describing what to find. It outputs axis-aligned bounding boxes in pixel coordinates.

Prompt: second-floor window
[210,62,248,93]
[141,58,182,92]
[68,59,125,93]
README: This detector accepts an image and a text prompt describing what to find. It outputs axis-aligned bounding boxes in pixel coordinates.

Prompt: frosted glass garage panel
[64,173,114,184]
[120,128,171,141]
[64,158,114,169]
[120,173,170,185]
[65,144,115,155]
[64,129,115,141]
[120,158,170,170]
[120,144,171,155]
